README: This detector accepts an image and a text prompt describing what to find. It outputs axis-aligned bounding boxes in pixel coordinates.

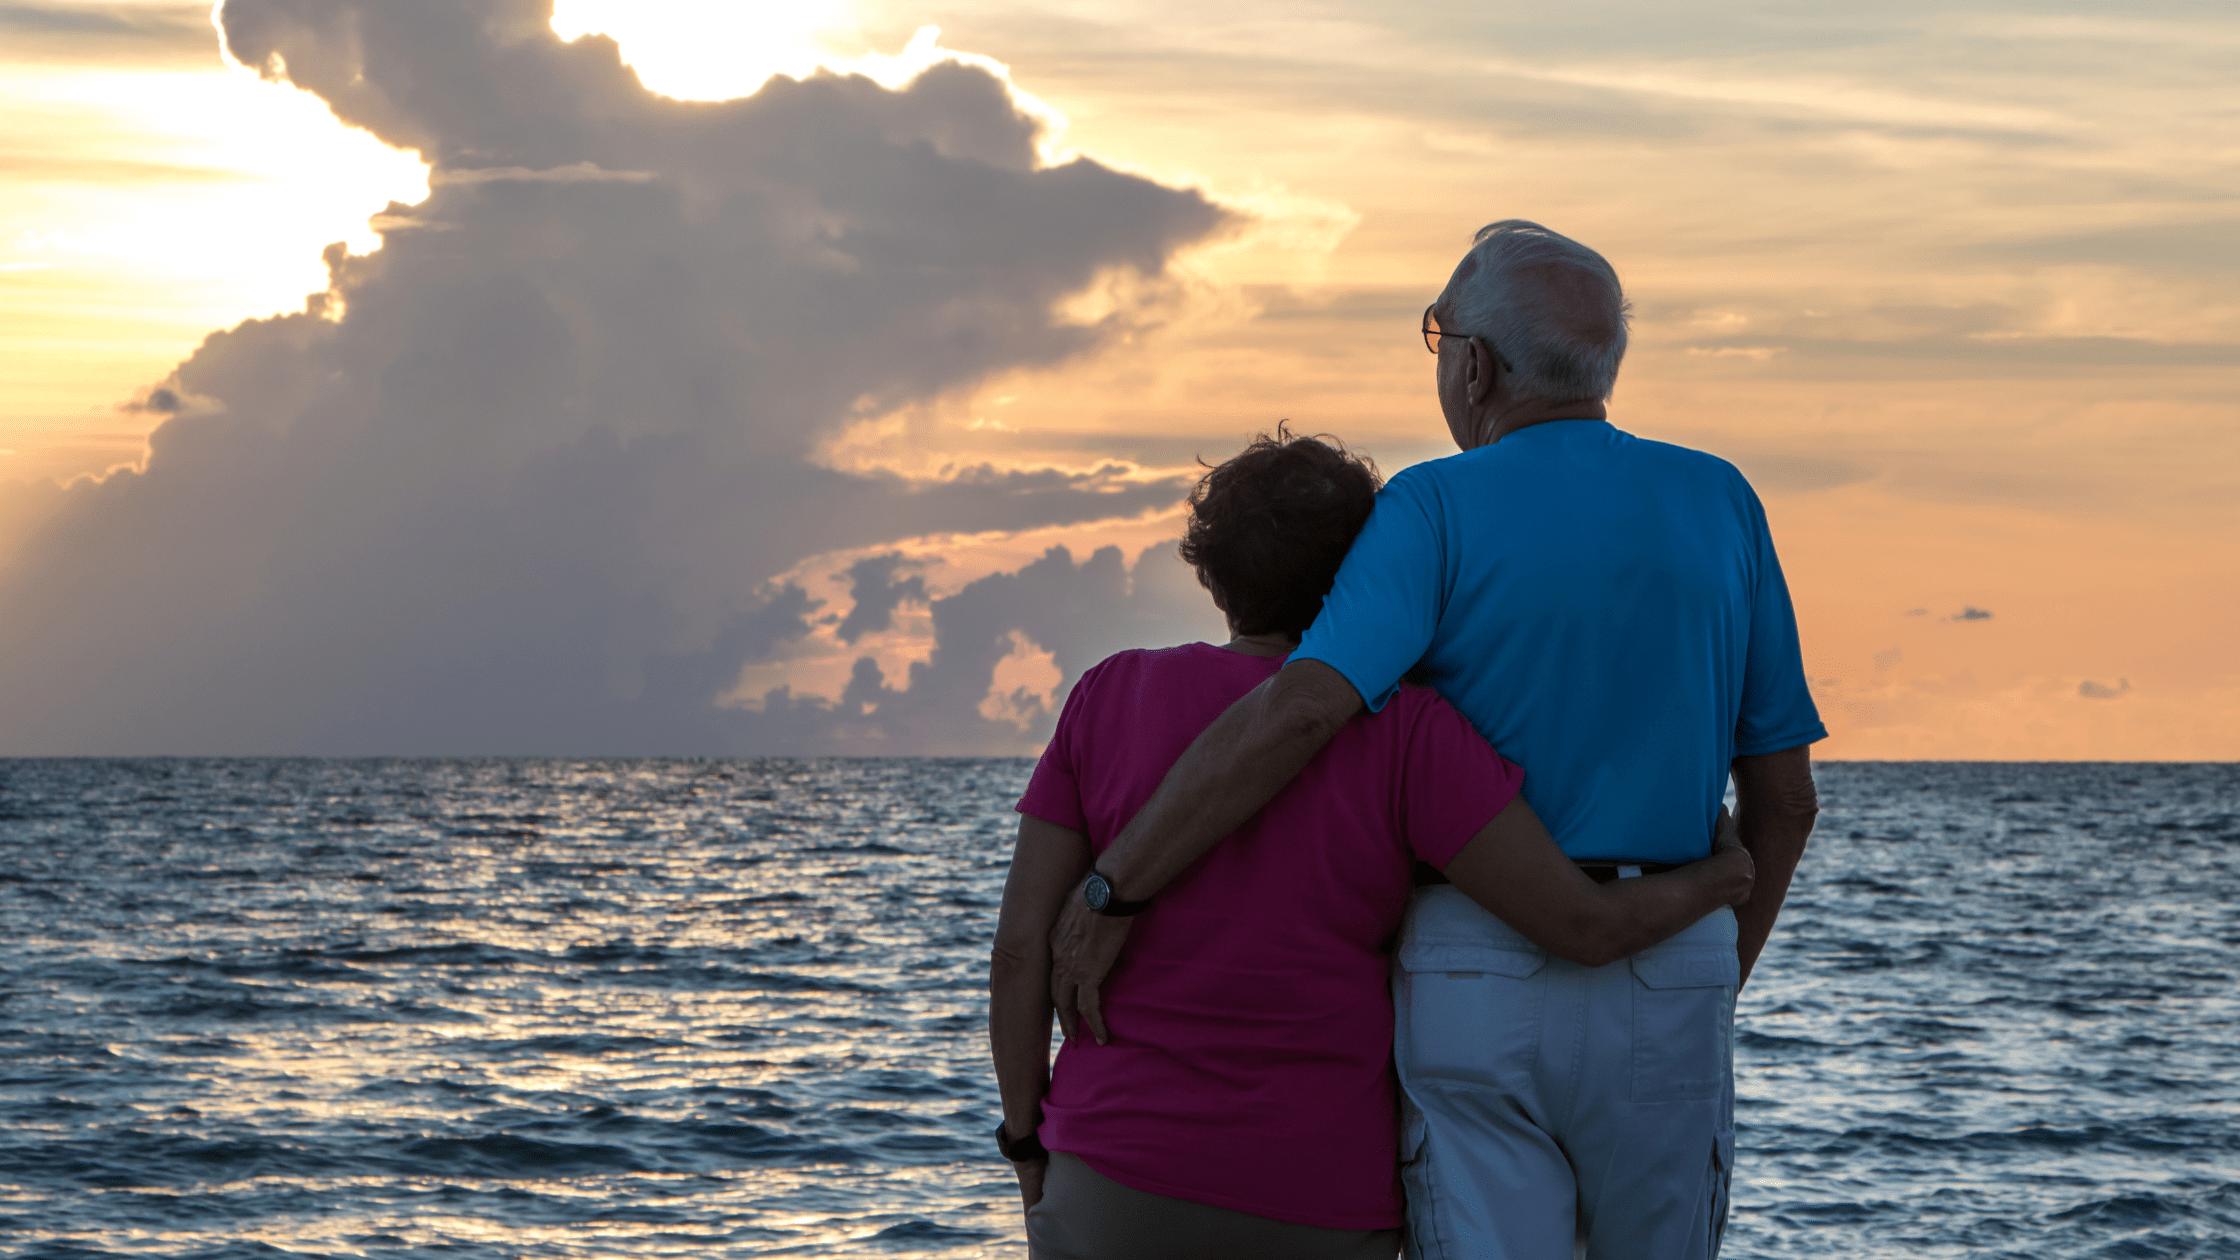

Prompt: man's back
[1296,418,1824,860]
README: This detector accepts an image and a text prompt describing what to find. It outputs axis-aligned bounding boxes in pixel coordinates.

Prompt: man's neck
[1484,399,1606,445]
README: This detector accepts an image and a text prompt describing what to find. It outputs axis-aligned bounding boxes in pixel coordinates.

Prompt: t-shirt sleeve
[1734,484,1829,757]
[1016,662,1097,832]
[1394,690,1527,868]
[1292,470,1446,713]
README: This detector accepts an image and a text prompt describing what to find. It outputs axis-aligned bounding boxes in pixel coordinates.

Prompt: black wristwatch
[996,1119,1047,1162]
[1082,868,1153,917]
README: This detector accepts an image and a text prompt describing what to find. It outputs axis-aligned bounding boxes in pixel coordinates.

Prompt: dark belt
[1574,860,1683,884]
[1413,859,1683,888]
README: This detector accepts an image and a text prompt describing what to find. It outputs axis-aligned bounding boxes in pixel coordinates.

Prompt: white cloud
[0,0,1231,754]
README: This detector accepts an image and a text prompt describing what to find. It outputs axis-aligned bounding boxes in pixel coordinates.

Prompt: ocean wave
[0,758,2234,1257]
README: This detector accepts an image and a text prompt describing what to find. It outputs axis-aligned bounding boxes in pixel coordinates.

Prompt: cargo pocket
[1395,940,1544,1087]
[1398,1102,1443,1260]
[1629,947,1737,1104]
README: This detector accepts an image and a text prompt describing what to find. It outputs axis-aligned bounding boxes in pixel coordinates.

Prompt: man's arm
[1046,658,1363,1043]
[1730,743,1819,989]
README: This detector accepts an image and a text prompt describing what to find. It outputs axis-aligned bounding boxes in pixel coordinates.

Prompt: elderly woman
[987,429,1752,1260]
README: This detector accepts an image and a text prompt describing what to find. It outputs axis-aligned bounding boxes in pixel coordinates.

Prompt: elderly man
[1047,220,1824,1258]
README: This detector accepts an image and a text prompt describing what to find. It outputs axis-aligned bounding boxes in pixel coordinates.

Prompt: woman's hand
[1013,1153,1049,1214]
[1708,805,1755,907]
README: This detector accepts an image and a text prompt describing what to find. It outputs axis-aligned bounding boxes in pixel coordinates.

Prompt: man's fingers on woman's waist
[1079,984,1108,1045]
[1050,980,1078,1040]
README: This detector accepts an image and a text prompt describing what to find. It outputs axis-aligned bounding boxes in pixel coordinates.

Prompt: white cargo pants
[1393,886,1738,1260]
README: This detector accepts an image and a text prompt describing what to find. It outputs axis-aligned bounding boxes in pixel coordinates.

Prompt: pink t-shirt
[1016,642,1524,1230]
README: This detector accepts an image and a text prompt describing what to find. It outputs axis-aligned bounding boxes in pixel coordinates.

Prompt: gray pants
[1027,1151,1402,1260]
[1394,886,1738,1260]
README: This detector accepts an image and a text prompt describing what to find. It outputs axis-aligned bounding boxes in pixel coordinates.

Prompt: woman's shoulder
[1066,642,1233,702]
[1096,641,1234,672]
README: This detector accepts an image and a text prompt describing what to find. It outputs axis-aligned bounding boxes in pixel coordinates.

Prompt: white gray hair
[1439,220,1631,403]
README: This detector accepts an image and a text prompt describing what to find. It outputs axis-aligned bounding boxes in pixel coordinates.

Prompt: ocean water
[0,758,2234,1259]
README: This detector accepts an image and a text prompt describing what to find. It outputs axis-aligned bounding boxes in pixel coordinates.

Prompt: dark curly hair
[1179,424,1382,637]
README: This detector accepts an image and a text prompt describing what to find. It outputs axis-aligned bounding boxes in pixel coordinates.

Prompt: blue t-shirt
[1294,419,1826,863]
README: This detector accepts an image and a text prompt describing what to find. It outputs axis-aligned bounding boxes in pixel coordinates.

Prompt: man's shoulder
[1613,431,1768,530]
[1619,430,1751,484]
[1377,448,1499,510]
[1390,426,1755,501]
[1381,455,1462,492]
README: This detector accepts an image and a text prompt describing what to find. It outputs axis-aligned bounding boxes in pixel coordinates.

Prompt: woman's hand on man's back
[1709,805,1756,906]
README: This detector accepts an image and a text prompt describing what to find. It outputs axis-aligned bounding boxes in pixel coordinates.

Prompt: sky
[0,0,2233,758]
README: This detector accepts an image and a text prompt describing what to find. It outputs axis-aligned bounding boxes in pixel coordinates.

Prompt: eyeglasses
[1422,304,1513,370]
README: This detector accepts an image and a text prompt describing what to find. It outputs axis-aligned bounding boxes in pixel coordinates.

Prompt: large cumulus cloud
[0,0,1231,754]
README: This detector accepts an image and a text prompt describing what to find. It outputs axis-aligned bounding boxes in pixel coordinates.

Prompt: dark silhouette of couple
[990,220,1823,1260]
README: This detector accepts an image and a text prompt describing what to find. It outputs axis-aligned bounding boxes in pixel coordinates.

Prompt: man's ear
[1468,337,1501,406]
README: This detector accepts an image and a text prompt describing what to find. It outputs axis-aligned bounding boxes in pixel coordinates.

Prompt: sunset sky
[2,0,2234,758]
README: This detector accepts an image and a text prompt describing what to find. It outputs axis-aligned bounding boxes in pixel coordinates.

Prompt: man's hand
[1012,1153,1048,1214]
[1048,894,1130,1045]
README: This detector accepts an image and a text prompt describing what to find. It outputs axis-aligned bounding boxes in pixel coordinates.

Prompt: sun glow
[550,0,860,100]
[549,3,1071,158]
[0,35,429,479]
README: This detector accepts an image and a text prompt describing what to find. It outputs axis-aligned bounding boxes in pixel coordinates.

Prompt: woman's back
[1018,641,1519,1230]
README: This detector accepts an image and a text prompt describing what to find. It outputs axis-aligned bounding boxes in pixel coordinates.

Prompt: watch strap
[1085,868,1154,917]
[995,1119,1047,1162]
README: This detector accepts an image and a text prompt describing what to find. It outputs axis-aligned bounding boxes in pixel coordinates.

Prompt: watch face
[1083,873,1111,911]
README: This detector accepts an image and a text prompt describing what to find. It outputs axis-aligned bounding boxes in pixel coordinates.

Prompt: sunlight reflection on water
[0,758,2235,1257]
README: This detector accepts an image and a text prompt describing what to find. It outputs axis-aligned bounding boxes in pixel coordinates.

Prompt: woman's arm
[988,812,1092,1212]
[1439,797,1753,968]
